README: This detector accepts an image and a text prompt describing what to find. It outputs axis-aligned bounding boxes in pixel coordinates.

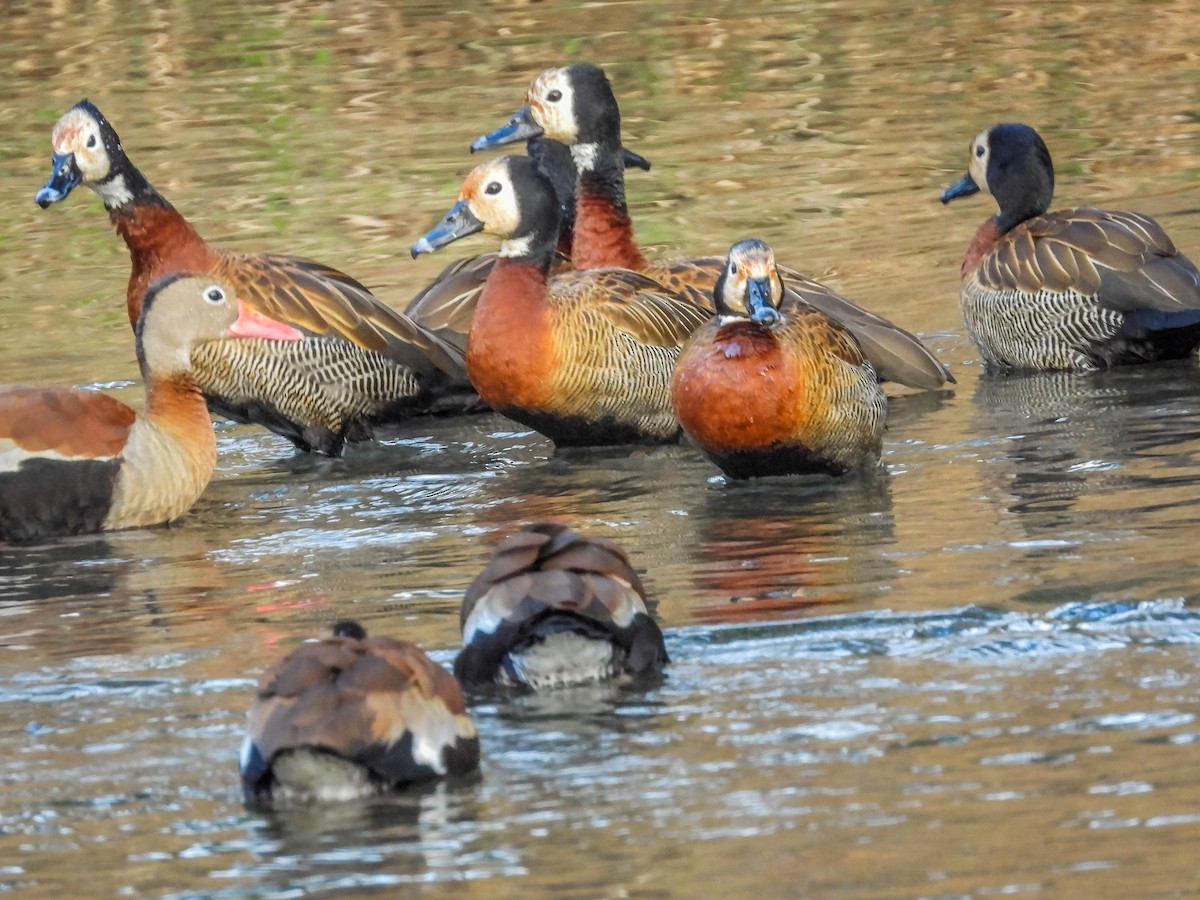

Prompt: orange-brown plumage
[1,387,136,458]
[1,274,303,542]
[241,621,479,804]
[671,240,887,478]
[413,155,708,446]
[573,188,647,271]
[673,321,810,454]
[465,258,558,415]
[962,217,1001,279]
[37,100,465,455]
[116,204,219,325]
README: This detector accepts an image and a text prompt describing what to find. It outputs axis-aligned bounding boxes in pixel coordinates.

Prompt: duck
[940,122,1200,370]
[240,619,480,805]
[453,523,669,690]
[0,273,302,543]
[469,62,953,390]
[404,136,651,356]
[672,239,886,478]
[411,155,710,447]
[35,99,466,455]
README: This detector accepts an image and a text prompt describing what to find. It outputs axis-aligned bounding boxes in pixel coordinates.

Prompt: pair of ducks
[241,522,668,805]
[8,63,1200,541]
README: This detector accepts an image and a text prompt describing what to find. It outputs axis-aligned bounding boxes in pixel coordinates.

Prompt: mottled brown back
[248,631,472,772]
[462,522,647,629]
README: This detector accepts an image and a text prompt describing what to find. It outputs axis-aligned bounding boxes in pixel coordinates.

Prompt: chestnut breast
[672,320,805,453]
[466,259,558,412]
[961,218,1002,279]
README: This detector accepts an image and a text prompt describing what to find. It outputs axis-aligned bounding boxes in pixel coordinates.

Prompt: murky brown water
[4,1,1200,896]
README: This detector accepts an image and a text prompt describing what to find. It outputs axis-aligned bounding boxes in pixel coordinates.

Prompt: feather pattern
[468,259,709,445]
[414,154,711,447]
[475,63,953,391]
[242,622,479,805]
[454,523,669,689]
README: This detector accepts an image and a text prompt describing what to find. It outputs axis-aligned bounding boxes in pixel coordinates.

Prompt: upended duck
[240,620,479,805]
[454,523,669,690]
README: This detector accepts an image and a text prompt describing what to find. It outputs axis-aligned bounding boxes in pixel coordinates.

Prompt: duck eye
[974,144,985,158]
[547,89,563,103]
[86,134,97,149]
[204,286,225,304]
[729,263,739,275]
[485,181,502,195]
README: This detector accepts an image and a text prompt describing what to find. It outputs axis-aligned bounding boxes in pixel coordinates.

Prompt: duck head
[714,239,786,328]
[941,123,1055,232]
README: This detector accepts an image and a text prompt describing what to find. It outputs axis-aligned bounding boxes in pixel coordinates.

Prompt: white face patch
[968,127,991,195]
[52,108,113,183]
[92,172,134,209]
[463,161,523,241]
[529,68,580,143]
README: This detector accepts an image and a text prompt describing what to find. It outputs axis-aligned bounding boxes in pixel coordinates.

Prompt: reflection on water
[5,0,1200,897]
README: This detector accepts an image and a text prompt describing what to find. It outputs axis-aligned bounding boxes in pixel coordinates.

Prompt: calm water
[3,1,1200,896]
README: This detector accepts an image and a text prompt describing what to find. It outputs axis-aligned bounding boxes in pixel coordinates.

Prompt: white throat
[498,235,534,258]
[570,143,600,173]
[92,172,134,209]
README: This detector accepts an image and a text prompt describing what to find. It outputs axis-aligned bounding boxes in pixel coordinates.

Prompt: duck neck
[995,206,1037,235]
[479,253,553,314]
[142,370,209,424]
[105,369,216,530]
[994,183,1051,234]
[962,217,1002,278]
[104,163,212,327]
[572,147,647,271]
[138,370,217,466]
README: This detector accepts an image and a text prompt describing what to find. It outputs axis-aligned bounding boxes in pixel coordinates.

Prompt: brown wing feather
[565,269,709,347]
[461,523,649,629]
[404,251,577,355]
[215,251,465,377]
[403,253,497,353]
[0,386,135,459]
[979,208,1200,313]
[251,633,468,763]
